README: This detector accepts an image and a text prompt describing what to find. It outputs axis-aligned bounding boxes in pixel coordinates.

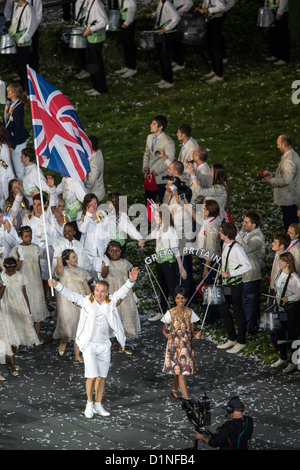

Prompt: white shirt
[5,0,42,25]
[154,0,181,31]
[221,241,252,278]
[172,0,194,14]
[119,0,137,26]
[107,210,142,243]
[75,0,108,32]
[9,2,37,44]
[275,271,300,302]
[149,225,180,259]
[161,309,200,324]
[202,0,226,14]
[77,209,110,258]
[90,301,111,343]
[22,164,55,204]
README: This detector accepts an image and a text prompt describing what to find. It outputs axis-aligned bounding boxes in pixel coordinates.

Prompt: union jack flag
[27,66,91,181]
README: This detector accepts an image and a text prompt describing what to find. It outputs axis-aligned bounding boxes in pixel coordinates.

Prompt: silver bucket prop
[176,13,207,46]
[106,10,121,31]
[0,34,17,54]
[139,31,155,51]
[69,27,88,49]
[257,7,275,28]
[202,285,225,306]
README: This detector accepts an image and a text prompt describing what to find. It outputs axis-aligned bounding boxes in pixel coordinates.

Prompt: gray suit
[142,132,175,185]
[270,148,300,206]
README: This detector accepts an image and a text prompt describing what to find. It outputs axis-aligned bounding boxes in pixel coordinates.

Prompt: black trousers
[278,302,300,361]
[219,284,246,344]
[29,28,39,72]
[206,15,224,77]
[172,37,186,66]
[15,45,31,93]
[280,204,298,232]
[120,20,137,70]
[86,41,107,93]
[268,12,290,62]
[155,33,173,84]
[156,261,177,313]
[145,183,166,205]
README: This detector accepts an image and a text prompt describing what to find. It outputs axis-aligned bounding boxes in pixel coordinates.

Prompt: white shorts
[83,341,111,378]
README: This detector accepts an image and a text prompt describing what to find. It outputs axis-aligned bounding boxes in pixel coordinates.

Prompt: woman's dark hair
[155,207,174,231]
[6,179,31,211]
[177,184,192,203]
[174,285,189,299]
[212,163,230,206]
[61,249,76,266]
[204,199,220,218]
[279,252,296,274]
[0,122,11,146]
[107,192,122,226]
[81,193,99,213]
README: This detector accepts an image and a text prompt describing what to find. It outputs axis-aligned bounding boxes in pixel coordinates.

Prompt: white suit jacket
[54,279,136,351]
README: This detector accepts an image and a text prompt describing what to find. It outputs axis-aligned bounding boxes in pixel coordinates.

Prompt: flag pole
[36,165,54,297]
[27,65,54,296]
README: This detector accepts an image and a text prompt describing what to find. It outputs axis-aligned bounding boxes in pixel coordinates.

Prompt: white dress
[0,311,13,361]
[106,259,140,338]
[53,266,89,342]
[0,272,39,347]
[10,243,49,323]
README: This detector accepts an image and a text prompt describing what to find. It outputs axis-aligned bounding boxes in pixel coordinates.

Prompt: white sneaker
[273,59,287,65]
[115,67,129,74]
[156,79,166,86]
[84,402,94,419]
[203,70,215,78]
[265,56,277,61]
[217,339,236,349]
[206,75,224,84]
[75,70,85,78]
[172,64,185,72]
[271,358,287,368]
[148,313,163,322]
[93,403,110,416]
[76,70,91,79]
[85,89,101,96]
[121,68,137,78]
[226,343,246,354]
[158,81,174,89]
[282,363,297,373]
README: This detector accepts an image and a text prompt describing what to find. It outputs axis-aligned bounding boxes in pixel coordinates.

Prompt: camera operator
[194,396,253,450]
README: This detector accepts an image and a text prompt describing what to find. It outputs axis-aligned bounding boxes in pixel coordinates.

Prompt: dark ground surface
[1,307,300,453]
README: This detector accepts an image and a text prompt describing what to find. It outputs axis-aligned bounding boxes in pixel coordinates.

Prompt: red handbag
[143,173,158,191]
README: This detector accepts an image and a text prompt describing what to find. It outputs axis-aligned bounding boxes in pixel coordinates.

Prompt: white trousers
[83,340,111,378]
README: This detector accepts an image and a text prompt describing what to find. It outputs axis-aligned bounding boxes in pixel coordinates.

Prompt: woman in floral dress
[161,285,202,400]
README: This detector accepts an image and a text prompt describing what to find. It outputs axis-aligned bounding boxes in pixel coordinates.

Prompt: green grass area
[1,0,300,365]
